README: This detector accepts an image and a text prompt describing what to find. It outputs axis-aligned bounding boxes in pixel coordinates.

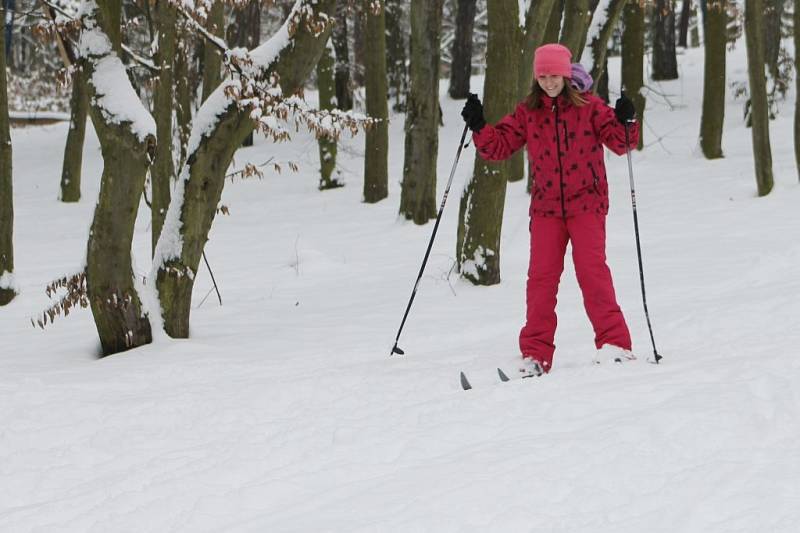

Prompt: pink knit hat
[534,44,572,78]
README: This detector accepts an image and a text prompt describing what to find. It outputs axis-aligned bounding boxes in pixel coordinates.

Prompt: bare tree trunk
[763,0,783,80]
[175,26,194,167]
[333,0,353,111]
[560,0,592,56]
[156,0,337,338]
[0,7,15,306]
[45,5,87,204]
[59,65,88,203]
[81,0,154,354]
[229,0,261,147]
[385,0,408,111]
[363,0,389,203]
[202,0,224,103]
[449,0,477,99]
[317,43,340,189]
[622,0,646,150]
[399,0,444,223]
[352,4,366,88]
[544,0,565,44]
[457,0,519,285]
[652,0,679,80]
[795,0,800,181]
[152,0,176,255]
[699,0,726,159]
[678,0,692,47]
[589,0,626,93]
[744,0,774,196]
[596,57,609,100]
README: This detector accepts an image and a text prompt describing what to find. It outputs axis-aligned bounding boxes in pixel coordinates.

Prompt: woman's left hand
[614,93,636,123]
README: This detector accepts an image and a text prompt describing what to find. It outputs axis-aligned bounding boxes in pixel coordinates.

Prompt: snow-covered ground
[2,45,800,532]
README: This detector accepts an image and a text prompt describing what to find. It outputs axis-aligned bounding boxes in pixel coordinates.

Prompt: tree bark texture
[544,0,565,44]
[156,0,337,338]
[763,0,783,80]
[589,0,626,88]
[363,0,389,203]
[744,0,774,196]
[174,29,193,167]
[152,0,177,255]
[59,65,88,203]
[448,0,477,99]
[678,0,692,47]
[201,0,224,103]
[0,8,15,306]
[560,0,592,58]
[400,0,444,223]
[385,0,408,111]
[652,0,679,80]
[457,0,519,285]
[699,0,726,159]
[332,0,353,111]
[795,0,800,181]
[352,4,365,88]
[82,0,154,354]
[316,43,340,189]
[229,0,261,147]
[622,0,646,150]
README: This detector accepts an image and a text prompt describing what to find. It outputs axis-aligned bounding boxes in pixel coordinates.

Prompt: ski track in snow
[2,46,800,531]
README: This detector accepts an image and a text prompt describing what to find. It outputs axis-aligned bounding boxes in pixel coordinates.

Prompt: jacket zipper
[562,122,569,150]
[553,103,566,219]
[590,165,600,194]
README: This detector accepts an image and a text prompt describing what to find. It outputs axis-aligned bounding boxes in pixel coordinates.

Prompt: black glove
[461,93,486,132]
[614,92,636,123]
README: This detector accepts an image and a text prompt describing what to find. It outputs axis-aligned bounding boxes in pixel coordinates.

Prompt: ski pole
[624,122,662,364]
[390,124,471,356]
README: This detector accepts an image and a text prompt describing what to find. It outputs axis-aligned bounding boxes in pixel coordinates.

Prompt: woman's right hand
[461,94,486,132]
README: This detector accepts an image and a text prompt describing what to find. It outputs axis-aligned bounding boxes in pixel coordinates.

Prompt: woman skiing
[460,43,638,376]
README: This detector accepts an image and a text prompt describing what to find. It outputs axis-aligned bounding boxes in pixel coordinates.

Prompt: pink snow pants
[519,213,631,371]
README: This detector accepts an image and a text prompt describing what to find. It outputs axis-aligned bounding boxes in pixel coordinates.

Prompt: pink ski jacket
[472,93,639,218]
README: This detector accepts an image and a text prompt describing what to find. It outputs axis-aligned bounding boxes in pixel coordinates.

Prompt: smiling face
[537,75,566,98]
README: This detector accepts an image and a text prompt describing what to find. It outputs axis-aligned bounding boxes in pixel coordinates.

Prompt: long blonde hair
[525,79,587,110]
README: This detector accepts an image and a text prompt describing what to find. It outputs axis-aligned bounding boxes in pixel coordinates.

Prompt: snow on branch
[77,0,155,143]
[184,0,371,159]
